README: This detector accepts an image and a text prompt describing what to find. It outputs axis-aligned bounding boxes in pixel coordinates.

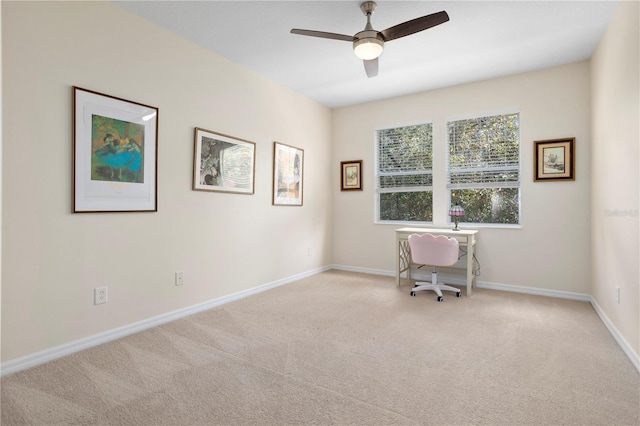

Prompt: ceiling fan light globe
[353,37,383,60]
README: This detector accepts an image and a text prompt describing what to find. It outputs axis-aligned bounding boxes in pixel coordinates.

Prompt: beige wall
[2,0,638,368]
[332,62,592,294]
[1,1,332,362]
[0,2,3,366]
[590,1,639,355]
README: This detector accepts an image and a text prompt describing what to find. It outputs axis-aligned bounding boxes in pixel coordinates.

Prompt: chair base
[410,281,461,302]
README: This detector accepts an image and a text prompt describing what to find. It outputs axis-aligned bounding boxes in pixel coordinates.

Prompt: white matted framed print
[273,142,304,206]
[193,128,256,194]
[73,86,158,213]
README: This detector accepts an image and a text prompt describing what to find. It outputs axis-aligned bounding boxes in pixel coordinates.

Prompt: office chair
[408,233,461,302]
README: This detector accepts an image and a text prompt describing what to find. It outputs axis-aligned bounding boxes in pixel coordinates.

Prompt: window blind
[447,113,519,189]
[377,123,433,191]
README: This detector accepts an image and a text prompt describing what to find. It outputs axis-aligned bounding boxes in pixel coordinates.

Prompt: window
[447,113,520,225]
[376,123,433,222]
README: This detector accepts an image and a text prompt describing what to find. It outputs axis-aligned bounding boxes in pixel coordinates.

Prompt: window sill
[374,220,522,230]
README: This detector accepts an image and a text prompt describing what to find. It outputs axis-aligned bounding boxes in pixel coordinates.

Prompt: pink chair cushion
[408,233,460,267]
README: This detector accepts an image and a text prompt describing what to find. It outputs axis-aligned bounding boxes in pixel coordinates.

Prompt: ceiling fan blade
[380,11,449,42]
[290,29,354,42]
[364,58,378,78]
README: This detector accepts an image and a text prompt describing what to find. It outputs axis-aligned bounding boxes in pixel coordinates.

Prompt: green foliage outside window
[451,188,519,225]
[380,191,433,222]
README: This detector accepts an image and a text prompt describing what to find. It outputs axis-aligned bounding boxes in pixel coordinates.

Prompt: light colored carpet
[1,270,639,425]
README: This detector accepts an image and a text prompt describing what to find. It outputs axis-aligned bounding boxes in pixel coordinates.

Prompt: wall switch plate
[175,272,184,286]
[94,287,108,305]
[616,286,621,304]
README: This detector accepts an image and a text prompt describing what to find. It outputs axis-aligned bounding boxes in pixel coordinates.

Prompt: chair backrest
[408,233,460,267]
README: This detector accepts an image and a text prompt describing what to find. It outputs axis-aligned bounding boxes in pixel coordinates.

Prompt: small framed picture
[340,160,363,191]
[273,142,303,206]
[534,137,575,182]
[193,128,256,194]
[73,86,158,213]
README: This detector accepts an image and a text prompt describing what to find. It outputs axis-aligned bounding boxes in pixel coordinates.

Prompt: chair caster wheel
[437,296,443,302]
[456,292,461,298]
[410,291,416,297]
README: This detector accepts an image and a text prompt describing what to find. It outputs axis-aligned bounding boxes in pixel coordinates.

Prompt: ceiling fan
[290,1,449,78]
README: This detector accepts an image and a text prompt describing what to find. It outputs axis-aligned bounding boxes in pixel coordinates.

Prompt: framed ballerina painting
[72,86,158,212]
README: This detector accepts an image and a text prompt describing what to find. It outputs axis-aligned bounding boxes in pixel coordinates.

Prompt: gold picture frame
[534,137,575,182]
[340,160,363,191]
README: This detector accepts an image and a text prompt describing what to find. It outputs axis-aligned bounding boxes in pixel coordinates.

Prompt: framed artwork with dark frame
[193,128,256,194]
[73,86,158,213]
[273,142,304,206]
[340,160,363,191]
[534,137,575,182]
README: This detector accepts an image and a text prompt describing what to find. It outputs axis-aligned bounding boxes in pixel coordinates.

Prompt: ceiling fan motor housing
[353,30,384,60]
[354,2,383,60]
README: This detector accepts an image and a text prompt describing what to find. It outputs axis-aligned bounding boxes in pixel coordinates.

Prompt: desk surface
[396,227,478,238]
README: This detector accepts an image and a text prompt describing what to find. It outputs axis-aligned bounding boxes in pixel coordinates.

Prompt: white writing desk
[395,227,478,295]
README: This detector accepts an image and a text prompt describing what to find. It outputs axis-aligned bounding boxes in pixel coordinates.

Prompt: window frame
[374,121,434,225]
[445,111,522,227]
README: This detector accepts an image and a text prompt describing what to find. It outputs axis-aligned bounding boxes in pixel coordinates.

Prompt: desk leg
[396,240,401,287]
[466,241,474,296]
[397,240,412,287]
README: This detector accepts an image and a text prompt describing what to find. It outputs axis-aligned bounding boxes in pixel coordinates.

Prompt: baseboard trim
[0,266,332,377]
[3,264,637,376]
[332,265,591,301]
[590,297,640,374]
[475,280,592,302]
[331,264,395,277]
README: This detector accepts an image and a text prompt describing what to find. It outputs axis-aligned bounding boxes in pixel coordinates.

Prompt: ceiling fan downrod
[354,1,384,60]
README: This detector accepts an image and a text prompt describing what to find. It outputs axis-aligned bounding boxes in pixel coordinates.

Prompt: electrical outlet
[616,286,621,304]
[307,248,313,257]
[175,272,184,286]
[94,286,108,305]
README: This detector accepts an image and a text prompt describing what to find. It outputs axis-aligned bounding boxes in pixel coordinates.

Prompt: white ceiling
[115,0,618,109]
